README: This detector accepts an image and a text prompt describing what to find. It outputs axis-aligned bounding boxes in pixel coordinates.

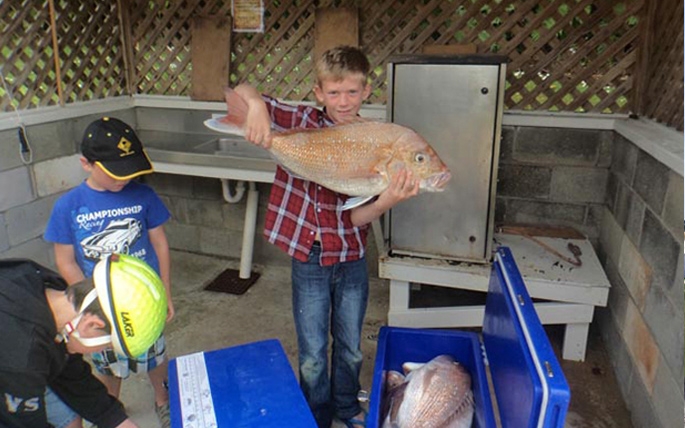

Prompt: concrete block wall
[143,173,291,268]
[496,126,613,242]
[596,133,684,428]
[0,109,136,266]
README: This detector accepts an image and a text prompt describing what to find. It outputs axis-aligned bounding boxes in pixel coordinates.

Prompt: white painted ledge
[614,118,683,177]
[502,109,623,130]
[132,94,223,110]
[0,96,132,129]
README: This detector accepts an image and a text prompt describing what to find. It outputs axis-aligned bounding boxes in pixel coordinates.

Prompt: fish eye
[415,153,426,163]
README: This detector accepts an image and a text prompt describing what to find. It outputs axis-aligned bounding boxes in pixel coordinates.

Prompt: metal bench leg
[563,322,589,362]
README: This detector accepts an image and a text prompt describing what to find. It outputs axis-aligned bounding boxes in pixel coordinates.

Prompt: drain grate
[204,268,260,295]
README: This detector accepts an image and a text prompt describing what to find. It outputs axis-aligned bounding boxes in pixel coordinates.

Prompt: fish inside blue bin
[367,327,496,428]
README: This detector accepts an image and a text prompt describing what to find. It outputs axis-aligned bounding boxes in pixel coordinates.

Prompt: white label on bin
[176,352,218,428]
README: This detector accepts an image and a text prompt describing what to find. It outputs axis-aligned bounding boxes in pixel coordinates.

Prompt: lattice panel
[2,0,680,122]
[360,0,644,112]
[228,0,647,113]
[0,0,61,110]
[54,0,127,102]
[231,0,320,100]
[642,0,683,130]
[0,0,127,111]
[126,0,232,96]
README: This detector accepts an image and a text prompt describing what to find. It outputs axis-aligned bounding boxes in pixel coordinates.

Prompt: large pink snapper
[205,88,451,209]
[382,355,474,428]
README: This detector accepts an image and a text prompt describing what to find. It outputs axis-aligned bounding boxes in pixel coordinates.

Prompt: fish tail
[218,87,248,136]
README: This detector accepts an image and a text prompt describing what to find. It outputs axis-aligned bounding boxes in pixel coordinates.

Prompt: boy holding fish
[232,46,426,428]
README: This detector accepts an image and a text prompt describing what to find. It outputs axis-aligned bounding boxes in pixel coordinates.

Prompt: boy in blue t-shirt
[45,117,174,428]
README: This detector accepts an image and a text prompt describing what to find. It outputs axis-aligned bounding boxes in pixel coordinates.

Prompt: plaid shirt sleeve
[261,95,369,265]
[263,95,321,131]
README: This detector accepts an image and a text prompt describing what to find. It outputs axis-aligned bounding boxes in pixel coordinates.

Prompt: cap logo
[117,137,136,157]
[120,311,135,337]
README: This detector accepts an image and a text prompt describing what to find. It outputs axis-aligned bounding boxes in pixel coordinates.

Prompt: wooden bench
[378,232,610,362]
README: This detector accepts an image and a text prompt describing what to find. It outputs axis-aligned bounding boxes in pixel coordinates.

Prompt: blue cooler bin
[168,339,317,428]
[367,247,571,428]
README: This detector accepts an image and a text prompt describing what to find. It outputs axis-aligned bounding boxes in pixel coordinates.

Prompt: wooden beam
[116,0,136,95]
[314,7,359,62]
[47,0,64,106]
[632,0,656,116]
[191,15,232,101]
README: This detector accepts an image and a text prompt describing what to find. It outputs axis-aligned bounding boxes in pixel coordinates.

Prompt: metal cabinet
[386,54,507,263]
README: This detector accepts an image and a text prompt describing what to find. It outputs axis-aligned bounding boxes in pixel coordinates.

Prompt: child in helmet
[0,254,167,428]
[44,117,174,427]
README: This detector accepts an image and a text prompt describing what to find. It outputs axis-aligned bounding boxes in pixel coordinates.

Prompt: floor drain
[204,268,260,295]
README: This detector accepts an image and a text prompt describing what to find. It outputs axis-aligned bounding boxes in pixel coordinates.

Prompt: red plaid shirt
[262,95,369,265]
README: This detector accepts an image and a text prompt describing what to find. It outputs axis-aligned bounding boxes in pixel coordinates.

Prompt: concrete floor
[119,250,633,428]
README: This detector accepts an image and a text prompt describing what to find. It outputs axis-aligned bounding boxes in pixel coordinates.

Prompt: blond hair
[315,45,370,86]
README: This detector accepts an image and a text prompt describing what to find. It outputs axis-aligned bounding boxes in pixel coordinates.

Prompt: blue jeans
[291,243,369,428]
[45,387,78,428]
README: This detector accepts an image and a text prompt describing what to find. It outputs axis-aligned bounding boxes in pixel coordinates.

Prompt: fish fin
[444,390,475,428]
[204,117,245,136]
[342,196,375,211]
[276,164,309,181]
[402,361,425,374]
[387,382,407,427]
[385,370,406,390]
[204,87,249,136]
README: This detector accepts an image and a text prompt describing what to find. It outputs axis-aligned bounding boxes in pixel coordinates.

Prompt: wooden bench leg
[563,322,589,362]
[388,280,410,325]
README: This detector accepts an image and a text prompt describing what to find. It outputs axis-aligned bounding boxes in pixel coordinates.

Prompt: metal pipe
[239,182,259,279]
[221,179,246,203]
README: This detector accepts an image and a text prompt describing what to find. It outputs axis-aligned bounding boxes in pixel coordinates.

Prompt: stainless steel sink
[194,137,271,160]
[137,130,276,174]
[138,130,209,152]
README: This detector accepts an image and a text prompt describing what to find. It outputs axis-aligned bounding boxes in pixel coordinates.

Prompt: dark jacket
[0,259,127,428]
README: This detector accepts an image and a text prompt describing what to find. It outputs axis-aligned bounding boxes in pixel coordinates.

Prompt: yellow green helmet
[92,253,167,358]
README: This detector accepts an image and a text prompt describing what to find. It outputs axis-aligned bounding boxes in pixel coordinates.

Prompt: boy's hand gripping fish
[205,88,451,210]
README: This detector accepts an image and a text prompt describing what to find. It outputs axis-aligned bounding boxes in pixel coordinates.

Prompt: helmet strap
[70,331,112,348]
[55,288,109,348]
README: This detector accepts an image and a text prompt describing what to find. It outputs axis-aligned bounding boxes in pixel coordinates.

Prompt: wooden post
[47,0,64,106]
[314,7,359,62]
[632,0,657,117]
[116,0,136,95]
[190,15,232,101]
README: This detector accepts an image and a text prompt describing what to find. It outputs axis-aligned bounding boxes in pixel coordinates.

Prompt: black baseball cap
[81,117,153,180]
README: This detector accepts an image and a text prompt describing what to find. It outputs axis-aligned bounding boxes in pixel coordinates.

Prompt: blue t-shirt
[44,181,171,277]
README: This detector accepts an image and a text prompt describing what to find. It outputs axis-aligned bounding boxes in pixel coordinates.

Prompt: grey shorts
[90,333,167,379]
[45,387,78,428]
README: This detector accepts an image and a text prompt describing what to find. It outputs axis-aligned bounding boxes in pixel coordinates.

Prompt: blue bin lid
[484,247,571,428]
[168,339,317,428]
